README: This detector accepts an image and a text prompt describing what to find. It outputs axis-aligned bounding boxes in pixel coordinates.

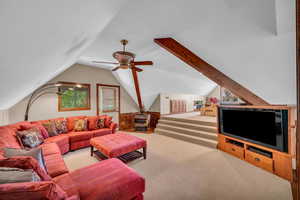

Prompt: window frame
[96,84,120,115]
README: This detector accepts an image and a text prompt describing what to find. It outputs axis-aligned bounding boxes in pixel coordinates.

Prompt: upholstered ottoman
[90,133,147,160]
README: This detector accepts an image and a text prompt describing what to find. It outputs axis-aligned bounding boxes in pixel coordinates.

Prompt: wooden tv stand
[217,105,296,181]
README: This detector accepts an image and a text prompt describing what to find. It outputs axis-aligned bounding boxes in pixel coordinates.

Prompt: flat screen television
[218,107,288,153]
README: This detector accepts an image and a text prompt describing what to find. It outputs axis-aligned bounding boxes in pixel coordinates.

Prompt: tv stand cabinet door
[273,154,292,181]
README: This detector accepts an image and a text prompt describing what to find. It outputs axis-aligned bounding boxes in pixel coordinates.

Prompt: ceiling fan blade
[112,67,120,71]
[133,67,143,72]
[133,61,153,66]
[93,61,119,65]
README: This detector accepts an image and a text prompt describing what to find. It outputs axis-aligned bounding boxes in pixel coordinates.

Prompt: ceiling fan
[93,39,153,72]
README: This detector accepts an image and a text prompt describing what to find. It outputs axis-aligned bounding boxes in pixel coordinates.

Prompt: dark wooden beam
[131,67,143,111]
[293,0,300,198]
[154,37,269,105]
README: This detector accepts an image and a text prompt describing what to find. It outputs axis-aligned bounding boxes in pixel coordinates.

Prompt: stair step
[158,119,217,133]
[161,116,217,127]
[156,128,217,149]
[156,124,217,141]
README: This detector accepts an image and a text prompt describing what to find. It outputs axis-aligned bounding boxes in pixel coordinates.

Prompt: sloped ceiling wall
[0,0,296,110]
[0,0,127,110]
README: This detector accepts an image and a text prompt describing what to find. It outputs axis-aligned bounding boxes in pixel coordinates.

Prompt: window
[102,87,118,112]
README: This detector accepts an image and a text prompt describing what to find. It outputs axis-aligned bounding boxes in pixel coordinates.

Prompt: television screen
[219,107,288,152]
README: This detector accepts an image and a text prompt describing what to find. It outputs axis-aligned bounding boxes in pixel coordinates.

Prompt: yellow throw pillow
[74,119,88,132]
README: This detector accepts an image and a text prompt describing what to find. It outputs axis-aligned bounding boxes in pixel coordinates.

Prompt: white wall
[206,86,221,100]
[0,110,10,126]
[160,93,204,115]
[9,64,139,123]
[149,94,160,112]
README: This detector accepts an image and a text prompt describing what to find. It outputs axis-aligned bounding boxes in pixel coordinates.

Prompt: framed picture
[58,82,91,111]
[220,87,243,105]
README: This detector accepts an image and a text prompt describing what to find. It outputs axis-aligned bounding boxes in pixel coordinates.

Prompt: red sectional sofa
[0,116,145,200]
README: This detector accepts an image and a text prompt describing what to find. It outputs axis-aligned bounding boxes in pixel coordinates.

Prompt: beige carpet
[63,132,292,200]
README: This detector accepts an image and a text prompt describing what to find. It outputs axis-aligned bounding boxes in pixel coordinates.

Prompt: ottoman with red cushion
[90,132,147,160]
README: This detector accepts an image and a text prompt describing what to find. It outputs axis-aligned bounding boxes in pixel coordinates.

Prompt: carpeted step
[156,124,217,141]
[158,119,217,133]
[156,128,217,149]
[160,117,217,127]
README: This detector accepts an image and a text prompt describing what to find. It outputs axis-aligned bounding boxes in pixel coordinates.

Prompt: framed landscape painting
[58,82,91,111]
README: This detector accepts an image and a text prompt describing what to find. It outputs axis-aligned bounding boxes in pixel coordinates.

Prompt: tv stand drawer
[225,143,244,159]
[245,151,273,173]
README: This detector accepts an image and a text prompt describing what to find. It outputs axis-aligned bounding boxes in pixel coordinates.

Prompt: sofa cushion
[40,143,61,156]
[66,116,86,132]
[69,158,145,200]
[90,128,112,137]
[0,127,22,157]
[43,152,69,178]
[68,131,93,143]
[53,173,80,198]
[0,156,51,181]
[0,181,68,200]
[6,121,32,132]
[44,135,69,154]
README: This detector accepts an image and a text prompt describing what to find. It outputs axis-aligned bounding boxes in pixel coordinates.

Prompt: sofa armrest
[110,122,118,133]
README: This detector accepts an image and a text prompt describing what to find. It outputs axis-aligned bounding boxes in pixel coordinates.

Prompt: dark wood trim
[96,84,121,125]
[154,37,270,106]
[293,0,300,198]
[58,82,91,112]
[131,68,143,111]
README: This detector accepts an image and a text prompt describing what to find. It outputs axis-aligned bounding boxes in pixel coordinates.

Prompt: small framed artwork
[58,82,91,111]
[220,87,243,105]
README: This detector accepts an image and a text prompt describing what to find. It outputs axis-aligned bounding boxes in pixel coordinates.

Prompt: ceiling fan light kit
[93,39,153,72]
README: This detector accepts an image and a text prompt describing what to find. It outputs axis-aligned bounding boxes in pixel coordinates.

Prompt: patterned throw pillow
[74,119,88,132]
[16,128,44,148]
[54,119,68,134]
[104,116,113,128]
[97,118,105,129]
[42,121,58,137]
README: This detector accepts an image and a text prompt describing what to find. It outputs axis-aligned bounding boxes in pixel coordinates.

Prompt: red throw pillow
[20,124,49,139]
[104,116,113,128]
[87,116,99,130]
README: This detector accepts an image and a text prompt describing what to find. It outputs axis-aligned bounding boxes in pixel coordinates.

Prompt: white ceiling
[0,0,296,110]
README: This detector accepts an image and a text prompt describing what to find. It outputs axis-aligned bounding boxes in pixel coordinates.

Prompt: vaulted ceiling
[0,0,296,110]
